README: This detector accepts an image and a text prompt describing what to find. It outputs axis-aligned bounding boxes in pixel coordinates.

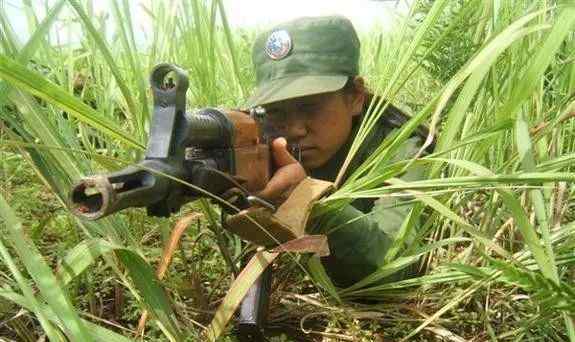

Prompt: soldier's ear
[349,76,366,117]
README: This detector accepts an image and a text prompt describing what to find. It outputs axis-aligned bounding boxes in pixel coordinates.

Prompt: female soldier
[248,15,427,287]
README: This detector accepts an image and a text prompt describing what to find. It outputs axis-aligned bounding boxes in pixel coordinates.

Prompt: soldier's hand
[257,137,306,205]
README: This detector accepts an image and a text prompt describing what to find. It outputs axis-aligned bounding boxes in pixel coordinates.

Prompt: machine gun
[70,63,294,341]
[70,63,282,219]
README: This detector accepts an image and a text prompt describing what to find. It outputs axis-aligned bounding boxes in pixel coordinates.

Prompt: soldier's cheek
[301,148,324,166]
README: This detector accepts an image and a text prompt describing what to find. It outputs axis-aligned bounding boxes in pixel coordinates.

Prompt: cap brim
[245,75,348,108]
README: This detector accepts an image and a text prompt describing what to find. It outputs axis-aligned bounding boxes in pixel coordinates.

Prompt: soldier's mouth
[301,147,317,158]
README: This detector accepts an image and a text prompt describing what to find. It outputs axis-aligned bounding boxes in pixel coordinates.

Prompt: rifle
[70,63,293,341]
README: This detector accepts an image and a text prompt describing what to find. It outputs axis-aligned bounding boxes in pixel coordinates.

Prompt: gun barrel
[184,109,233,149]
[70,162,170,220]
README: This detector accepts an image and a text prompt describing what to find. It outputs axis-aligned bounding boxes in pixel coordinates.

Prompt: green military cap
[246,15,360,108]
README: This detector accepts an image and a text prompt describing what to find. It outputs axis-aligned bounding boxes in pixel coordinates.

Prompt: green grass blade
[307,255,342,304]
[0,54,144,150]
[424,17,549,177]
[0,1,19,54]
[111,0,149,141]
[503,5,575,336]
[498,4,575,121]
[0,193,180,340]
[0,240,64,341]
[515,114,557,278]
[215,0,246,98]
[66,0,139,132]
[115,249,183,341]
[330,172,575,196]
[343,237,470,293]
[18,0,60,60]
[0,289,134,342]
[335,0,451,185]
[0,0,66,103]
[56,238,183,340]
[57,238,118,286]
[0,193,94,341]
[205,251,278,341]
[386,178,510,258]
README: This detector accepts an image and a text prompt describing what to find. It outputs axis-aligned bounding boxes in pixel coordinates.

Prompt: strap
[382,103,435,153]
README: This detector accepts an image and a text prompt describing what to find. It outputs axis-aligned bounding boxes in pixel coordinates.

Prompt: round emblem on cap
[265,30,292,60]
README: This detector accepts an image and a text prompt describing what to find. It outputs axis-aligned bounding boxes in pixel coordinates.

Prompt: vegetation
[1,0,574,340]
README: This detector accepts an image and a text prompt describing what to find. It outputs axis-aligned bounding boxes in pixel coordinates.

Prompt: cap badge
[265,30,292,60]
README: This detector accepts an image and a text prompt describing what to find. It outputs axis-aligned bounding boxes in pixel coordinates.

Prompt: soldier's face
[264,89,364,170]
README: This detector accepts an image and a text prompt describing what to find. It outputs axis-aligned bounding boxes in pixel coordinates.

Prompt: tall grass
[0,0,574,340]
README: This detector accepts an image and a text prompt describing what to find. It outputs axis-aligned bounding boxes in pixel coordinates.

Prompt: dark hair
[341,76,373,97]
[341,76,357,94]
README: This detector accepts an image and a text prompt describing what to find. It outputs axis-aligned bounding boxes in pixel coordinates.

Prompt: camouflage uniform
[309,101,426,287]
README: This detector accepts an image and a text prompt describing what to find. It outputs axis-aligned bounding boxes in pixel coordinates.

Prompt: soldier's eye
[298,103,318,112]
[266,113,289,129]
[266,108,286,119]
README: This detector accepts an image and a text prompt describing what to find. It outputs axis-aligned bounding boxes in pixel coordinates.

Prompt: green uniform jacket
[308,100,428,287]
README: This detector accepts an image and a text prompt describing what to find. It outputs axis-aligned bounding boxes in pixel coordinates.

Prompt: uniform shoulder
[373,98,434,154]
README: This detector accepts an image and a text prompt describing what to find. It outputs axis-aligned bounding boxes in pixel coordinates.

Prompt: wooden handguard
[223,110,271,193]
[225,177,334,247]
